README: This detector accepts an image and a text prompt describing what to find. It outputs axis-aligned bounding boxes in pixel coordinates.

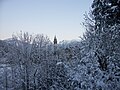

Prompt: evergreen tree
[92,0,120,71]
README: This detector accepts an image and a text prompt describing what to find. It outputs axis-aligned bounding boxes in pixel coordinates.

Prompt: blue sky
[0,0,93,41]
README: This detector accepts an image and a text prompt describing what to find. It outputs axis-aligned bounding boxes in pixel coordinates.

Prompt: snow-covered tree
[77,0,120,89]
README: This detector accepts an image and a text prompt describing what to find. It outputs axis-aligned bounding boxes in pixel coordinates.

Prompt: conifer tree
[92,0,120,71]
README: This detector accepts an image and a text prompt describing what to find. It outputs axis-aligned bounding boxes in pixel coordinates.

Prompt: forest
[0,0,120,90]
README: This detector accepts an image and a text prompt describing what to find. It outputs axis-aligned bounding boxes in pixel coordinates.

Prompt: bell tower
[53,35,57,44]
[53,35,57,56]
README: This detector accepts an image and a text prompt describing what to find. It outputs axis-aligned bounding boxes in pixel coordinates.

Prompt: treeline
[0,0,120,90]
[0,32,82,90]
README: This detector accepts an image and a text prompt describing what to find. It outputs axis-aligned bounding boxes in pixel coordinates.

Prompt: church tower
[53,36,60,59]
[53,35,58,56]
[53,36,57,44]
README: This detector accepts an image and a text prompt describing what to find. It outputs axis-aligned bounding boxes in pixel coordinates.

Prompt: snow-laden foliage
[0,0,120,90]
